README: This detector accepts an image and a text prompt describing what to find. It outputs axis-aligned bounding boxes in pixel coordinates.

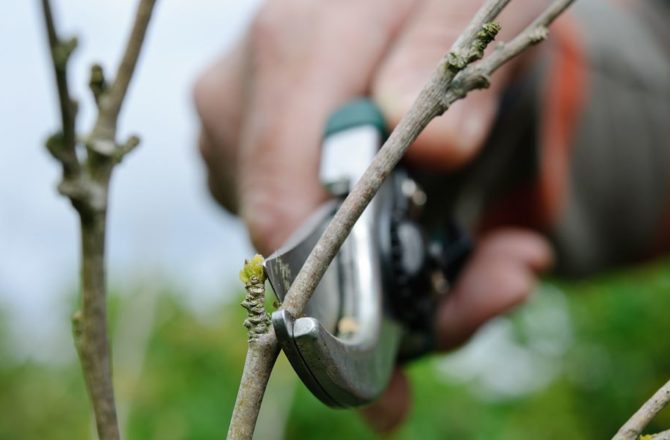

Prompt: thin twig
[89,63,108,108]
[77,214,119,440]
[228,333,280,439]
[40,1,158,439]
[447,0,575,99]
[651,429,670,440]
[94,0,157,138]
[280,0,510,319]
[229,256,281,439]
[41,0,79,178]
[613,379,670,440]
[281,0,573,319]
[227,0,575,438]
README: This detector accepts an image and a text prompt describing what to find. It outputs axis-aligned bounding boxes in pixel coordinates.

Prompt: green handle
[323,98,387,139]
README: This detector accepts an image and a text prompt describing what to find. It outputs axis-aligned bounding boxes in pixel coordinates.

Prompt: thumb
[438,228,554,350]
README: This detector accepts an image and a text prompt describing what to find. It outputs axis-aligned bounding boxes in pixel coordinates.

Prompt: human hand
[194,0,553,432]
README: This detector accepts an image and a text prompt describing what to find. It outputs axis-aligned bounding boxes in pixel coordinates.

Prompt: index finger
[236,0,417,253]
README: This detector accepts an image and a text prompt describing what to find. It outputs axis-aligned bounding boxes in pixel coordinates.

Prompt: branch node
[445,51,468,73]
[468,21,501,62]
[53,36,78,68]
[89,63,108,106]
[477,73,492,89]
[87,138,117,157]
[57,178,87,202]
[529,26,549,44]
[46,131,66,159]
[72,310,83,345]
[240,255,271,340]
[446,21,501,73]
[467,71,492,90]
[114,135,141,163]
[57,177,107,214]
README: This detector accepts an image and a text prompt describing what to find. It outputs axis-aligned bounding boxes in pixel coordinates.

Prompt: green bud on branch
[446,21,501,73]
[239,255,271,341]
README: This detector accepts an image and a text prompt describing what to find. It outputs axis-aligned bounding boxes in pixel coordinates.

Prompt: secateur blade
[264,195,403,408]
[262,98,470,408]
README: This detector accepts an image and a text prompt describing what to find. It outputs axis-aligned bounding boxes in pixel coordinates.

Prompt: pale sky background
[0,0,260,362]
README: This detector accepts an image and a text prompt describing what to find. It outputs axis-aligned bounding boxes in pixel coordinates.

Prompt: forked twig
[40,1,158,438]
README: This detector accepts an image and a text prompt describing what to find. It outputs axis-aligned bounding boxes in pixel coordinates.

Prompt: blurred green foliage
[2,260,670,439]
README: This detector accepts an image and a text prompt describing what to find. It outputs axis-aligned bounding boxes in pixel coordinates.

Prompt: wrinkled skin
[194,0,554,432]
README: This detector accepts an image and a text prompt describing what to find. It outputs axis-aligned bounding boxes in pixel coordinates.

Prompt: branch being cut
[280,0,574,327]
[40,1,158,439]
[613,379,670,440]
[227,0,575,438]
[228,257,281,439]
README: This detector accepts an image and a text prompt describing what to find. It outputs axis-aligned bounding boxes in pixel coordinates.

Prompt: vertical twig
[229,256,281,439]
[93,0,156,137]
[77,214,118,439]
[228,335,280,439]
[41,0,79,179]
[40,1,158,439]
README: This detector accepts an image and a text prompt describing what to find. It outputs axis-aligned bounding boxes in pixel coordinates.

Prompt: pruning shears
[264,99,471,408]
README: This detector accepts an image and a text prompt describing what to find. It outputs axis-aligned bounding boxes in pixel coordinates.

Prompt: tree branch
[651,430,670,440]
[93,0,157,139]
[41,0,79,179]
[228,333,280,439]
[229,257,281,439]
[40,1,158,439]
[281,0,574,321]
[76,213,118,439]
[227,0,575,438]
[446,0,574,101]
[280,0,509,320]
[613,379,670,440]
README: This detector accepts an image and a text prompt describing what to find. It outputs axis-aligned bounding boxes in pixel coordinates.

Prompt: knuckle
[248,5,288,61]
[192,46,245,129]
[248,0,319,69]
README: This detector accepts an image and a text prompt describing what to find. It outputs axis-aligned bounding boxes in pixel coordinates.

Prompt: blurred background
[1,1,670,439]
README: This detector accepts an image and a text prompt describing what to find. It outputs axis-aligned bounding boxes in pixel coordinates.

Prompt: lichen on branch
[239,255,271,340]
[447,21,501,73]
